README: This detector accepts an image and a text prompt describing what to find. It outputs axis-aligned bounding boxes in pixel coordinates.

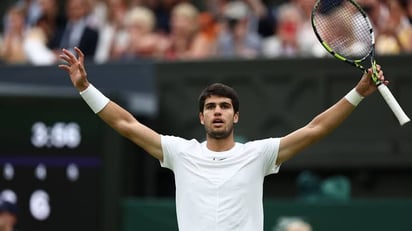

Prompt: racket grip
[377,84,410,126]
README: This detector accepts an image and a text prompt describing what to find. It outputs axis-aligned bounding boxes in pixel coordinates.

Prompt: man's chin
[207,131,231,139]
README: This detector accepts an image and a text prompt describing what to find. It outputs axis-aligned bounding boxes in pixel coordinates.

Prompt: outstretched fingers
[57,47,90,91]
[58,48,77,71]
[59,47,84,69]
[74,47,87,77]
[74,47,84,63]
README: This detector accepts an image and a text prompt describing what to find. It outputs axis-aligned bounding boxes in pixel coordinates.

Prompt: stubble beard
[205,125,233,140]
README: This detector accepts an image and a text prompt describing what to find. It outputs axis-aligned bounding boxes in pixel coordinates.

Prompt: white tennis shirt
[160,135,280,231]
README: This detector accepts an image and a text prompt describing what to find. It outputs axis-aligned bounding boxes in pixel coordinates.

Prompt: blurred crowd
[0,0,412,65]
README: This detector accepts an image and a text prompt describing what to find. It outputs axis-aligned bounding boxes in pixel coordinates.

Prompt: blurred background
[0,0,411,231]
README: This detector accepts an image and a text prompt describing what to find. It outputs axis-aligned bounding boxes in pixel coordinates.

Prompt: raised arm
[277,66,387,165]
[58,47,163,161]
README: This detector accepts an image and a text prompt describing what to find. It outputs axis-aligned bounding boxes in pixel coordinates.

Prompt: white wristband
[344,88,364,106]
[79,84,110,113]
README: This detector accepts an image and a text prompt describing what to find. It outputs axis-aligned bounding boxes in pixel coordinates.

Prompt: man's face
[199,95,239,139]
[67,0,88,21]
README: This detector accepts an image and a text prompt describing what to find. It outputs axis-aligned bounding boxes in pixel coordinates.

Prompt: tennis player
[59,47,387,231]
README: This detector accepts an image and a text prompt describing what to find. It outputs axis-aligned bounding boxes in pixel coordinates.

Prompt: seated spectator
[163,2,204,60]
[375,0,411,55]
[129,0,184,34]
[407,0,412,24]
[0,6,27,64]
[216,0,261,59]
[189,12,220,59]
[357,0,390,36]
[376,34,401,55]
[261,3,303,58]
[111,6,168,60]
[47,0,99,60]
[24,15,58,65]
[292,0,326,57]
[35,0,65,40]
[94,0,129,63]
[86,0,108,30]
[397,0,412,53]
[17,0,42,27]
[24,0,63,65]
[398,26,412,52]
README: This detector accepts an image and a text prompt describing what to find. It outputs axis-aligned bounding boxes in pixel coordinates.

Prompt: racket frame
[311,0,410,126]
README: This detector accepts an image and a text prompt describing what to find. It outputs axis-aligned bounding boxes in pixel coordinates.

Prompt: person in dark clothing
[47,0,98,59]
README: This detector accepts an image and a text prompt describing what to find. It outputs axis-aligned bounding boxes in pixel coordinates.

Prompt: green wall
[122,198,412,231]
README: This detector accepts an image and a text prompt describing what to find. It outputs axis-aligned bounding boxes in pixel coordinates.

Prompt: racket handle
[377,84,410,126]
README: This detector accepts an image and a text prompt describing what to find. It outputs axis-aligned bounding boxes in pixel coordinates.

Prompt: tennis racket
[311,0,410,126]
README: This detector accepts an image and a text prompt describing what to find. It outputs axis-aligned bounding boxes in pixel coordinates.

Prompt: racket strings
[313,0,373,60]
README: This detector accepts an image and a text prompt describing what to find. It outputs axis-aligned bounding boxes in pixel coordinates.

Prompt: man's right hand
[58,47,90,92]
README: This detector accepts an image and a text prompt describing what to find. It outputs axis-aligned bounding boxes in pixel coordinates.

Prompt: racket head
[311,0,375,68]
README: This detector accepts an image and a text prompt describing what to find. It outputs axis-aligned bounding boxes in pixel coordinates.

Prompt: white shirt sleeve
[160,135,189,170]
[262,138,281,175]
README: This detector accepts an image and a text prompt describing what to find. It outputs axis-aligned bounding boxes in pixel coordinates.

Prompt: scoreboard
[0,95,105,231]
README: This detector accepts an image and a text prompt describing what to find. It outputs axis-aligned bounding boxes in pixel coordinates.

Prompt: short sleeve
[160,135,194,171]
[264,138,281,175]
[160,135,177,170]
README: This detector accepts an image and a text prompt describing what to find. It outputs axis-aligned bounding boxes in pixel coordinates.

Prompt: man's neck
[206,136,235,152]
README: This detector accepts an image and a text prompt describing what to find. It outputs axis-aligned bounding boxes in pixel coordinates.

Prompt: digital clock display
[0,96,103,231]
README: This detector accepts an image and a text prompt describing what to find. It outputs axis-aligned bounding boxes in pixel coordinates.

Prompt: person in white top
[58,47,387,231]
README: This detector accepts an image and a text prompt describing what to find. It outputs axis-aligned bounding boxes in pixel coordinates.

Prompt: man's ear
[234,112,239,124]
[199,112,204,125]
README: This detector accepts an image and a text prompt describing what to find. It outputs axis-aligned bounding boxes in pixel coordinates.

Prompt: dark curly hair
[198,83,239,113]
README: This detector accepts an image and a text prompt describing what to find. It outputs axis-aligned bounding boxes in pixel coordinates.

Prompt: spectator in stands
[407,0,412,23]
[94,0,129,63]
[24,15,58,65]
[23,0,63,65]
[129,0,184,34]
[0,5,27,64]
[163,2,204,60]
[0,198,18,231]
[188,11,220,59]
[112,6,168,60]
[261,3,303,58]
[357,0,390,35]
[375,0,411,55]
[398,25,412,53]
[397,0,412,52]
[16,0,42,27]
[86,0,108,30]
[273,217,312,231]
[47,0,99,59]
[35,0,64,40]
[216,0,261,58]
[292,0,326,57]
